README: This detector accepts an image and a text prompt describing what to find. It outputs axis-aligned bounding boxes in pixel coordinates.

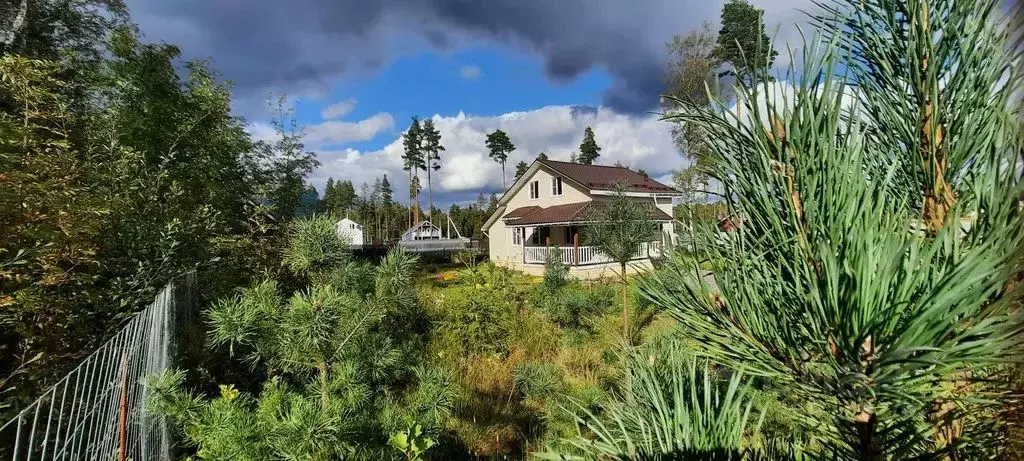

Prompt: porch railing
[523,241,662,265]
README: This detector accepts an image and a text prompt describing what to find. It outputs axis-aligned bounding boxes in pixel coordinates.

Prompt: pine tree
[513,161,529,181]
[402,117,425,226]
[582,186,658,344]
[577,127,601,165]
[485,129,515,190]
[715,0,777,84]
[636,0,1024,457]
[420,119,444,225]
[536,152,548,161]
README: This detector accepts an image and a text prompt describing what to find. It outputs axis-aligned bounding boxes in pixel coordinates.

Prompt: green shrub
[541,246,570,292]
[283,215,350,281]
[428,285,515,356]
[532,283,616,332]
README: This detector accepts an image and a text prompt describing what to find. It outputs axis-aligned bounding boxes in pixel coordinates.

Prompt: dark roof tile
[503,206,542,220]
[512,201,672,226]
[539,159,678,193]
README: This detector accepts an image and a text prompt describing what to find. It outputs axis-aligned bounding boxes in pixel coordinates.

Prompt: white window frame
[551,176,563,196]
[529,181,539,199]
[512,227,522,245]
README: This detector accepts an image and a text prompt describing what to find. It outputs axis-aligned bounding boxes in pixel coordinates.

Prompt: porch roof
[502,205,542,220]
[508,201,672,227]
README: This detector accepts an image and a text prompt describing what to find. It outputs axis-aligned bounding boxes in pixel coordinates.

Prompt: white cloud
[304,112,395,144]
[459,65,482,80]
[247,121,279,143]
[321,98,358,119]
[308,105,686,207]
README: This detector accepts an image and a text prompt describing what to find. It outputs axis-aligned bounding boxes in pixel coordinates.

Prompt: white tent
[335,217,365,246]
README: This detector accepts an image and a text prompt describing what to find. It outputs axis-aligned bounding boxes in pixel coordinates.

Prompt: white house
[335,217,364,247]
[401,220,443,241]
[482,159,683,278]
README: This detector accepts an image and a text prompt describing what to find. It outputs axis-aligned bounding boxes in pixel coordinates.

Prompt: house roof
[538,159,678,194]
[509,201,672,226]
[502,206,542,220]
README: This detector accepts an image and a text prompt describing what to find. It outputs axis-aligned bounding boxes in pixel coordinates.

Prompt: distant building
[481,159,683,279]
[335,217,364,247]
[402,220,443,241]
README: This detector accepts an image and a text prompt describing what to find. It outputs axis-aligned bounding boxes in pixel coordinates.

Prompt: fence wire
[0,273,196,461]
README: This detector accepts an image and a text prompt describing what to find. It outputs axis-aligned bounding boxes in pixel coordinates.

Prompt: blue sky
[126,0,810,207]
[298,46,612,154]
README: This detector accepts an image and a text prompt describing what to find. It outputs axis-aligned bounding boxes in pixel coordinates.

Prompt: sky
[124,0,813,207]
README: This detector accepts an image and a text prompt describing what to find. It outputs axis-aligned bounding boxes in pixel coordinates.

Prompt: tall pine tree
[485,129,515,190]
[420,119,444,225]
[402,117,425,226]
[715,0,777,84]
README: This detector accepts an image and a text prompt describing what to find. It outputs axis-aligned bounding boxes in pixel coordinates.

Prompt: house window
[529,181,539,199]
[551,176,563,196]
[512,228,523,245]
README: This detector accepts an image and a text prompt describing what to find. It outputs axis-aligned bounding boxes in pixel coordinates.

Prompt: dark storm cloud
[126,0,808,114]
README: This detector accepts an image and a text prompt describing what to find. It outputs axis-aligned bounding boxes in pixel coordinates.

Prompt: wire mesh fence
[0,272,197,461]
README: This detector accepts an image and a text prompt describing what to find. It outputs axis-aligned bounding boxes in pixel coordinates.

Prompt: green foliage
[322,178,358,216]
[652,0,1024,456]
[533,283,616,332]
[576,126,601,165]
[583,190,659,276]
[541,342,763,460]
[283,215,351,281]
[151,243,451,459]
[428,284,515,356]
[1,25,273,414]
[514,160,529,181]
[715,0,777,84]
[542,246,570,292]
[247,95,319,221]
[485,128,515,187]
[389,423,436,461]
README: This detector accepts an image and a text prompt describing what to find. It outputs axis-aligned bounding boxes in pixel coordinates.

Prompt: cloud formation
[302,105,684,207]
[459,65,482,80]
[127,0,812,115]
[305,112,395,144]
[321,98,358,119]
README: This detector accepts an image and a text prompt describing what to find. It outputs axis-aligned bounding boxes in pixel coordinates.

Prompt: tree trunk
[854,410,882,461]
[621,262,629,345]
[502,162,507,190]
[427,165,433,225]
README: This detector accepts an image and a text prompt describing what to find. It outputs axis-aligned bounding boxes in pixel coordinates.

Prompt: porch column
[573,231,580,265]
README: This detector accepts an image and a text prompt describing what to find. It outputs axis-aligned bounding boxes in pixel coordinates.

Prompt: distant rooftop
[538,159,678,194]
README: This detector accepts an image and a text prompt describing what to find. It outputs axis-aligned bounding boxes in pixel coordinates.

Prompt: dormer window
[529,181,539,199]
[551,176,563,196]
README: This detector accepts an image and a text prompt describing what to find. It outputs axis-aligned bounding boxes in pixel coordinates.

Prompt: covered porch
[503,200,673,268]
[522,237,663,266]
